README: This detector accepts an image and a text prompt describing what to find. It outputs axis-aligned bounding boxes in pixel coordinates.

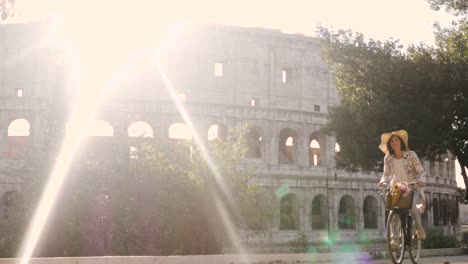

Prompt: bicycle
[379,182,422,264]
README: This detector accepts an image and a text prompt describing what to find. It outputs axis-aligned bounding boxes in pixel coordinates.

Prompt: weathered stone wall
[0,22,460,252]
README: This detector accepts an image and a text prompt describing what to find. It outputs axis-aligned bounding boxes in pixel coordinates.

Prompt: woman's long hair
[386,135,408,155]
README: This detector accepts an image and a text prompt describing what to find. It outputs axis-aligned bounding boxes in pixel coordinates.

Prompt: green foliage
[316,15,468,195]
[0,0,15,20]
[422,227,458,248]
[426,0,467,16]
[0,123,274,257]
[289,230,309,253]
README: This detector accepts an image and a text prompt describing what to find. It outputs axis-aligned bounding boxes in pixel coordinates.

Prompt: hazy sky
[10,0,456,46]
[7,0,464,188]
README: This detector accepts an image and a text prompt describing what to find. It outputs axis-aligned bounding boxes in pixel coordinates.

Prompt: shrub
[423,227,458,249]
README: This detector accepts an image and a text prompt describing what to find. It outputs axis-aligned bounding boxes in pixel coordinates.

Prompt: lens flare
[155,63,250,260]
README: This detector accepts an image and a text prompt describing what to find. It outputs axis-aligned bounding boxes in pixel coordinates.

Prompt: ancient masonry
[0,21,460,252]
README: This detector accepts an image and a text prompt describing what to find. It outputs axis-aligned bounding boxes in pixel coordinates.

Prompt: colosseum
[0,21,461,253]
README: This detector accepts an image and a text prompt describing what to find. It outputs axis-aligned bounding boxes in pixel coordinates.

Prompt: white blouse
[393,158,411,183]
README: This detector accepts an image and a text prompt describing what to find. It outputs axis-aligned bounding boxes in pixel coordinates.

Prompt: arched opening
[363,196,378,229]
[87,121,114,137]
[441,199,448,225]
[168,123,192,140]
[309,132,321,166]
[128,121,153,138]
[310,194,328,230]
[7,119,30,136]
[245,128,262,158]
[279,129,297,164]
[279,193,299,230]
[309,139,320,166]
[338,195,355,229]
[335,142,341,153]
[208,124,227,141]
[433,198,439,226]
[5,119,31,158]
[1,191,23,220]
[451,199,457,225]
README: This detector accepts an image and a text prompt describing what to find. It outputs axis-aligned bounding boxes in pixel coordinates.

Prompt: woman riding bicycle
[377,130,427,240]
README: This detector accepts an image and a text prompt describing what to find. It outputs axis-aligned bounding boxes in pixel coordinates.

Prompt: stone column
[269,129,279,165]
[299,131,309,167]
[357,186,363,230]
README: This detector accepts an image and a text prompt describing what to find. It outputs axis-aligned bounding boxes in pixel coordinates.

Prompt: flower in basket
[390,183,408,204]
[398,182,412,197]
[391,183,402,206]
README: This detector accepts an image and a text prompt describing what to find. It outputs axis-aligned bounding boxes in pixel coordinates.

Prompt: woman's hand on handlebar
[417,181,426,187]
[378,181,387,188]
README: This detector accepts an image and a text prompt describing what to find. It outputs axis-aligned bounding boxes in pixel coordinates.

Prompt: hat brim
[379,130,409,155]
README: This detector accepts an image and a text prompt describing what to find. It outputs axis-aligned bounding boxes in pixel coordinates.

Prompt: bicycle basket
[386,189,414,209]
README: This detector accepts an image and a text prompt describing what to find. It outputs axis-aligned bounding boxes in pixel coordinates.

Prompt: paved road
[373,255,468,264]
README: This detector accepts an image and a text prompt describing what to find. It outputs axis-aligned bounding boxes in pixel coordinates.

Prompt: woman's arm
[379,155,391,186]
[410,151,426,186]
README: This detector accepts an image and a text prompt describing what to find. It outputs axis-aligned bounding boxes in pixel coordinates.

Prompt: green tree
[0,0,15,20]
[316,19,468,201]
[426,0,467,16]
[0,123,273,257]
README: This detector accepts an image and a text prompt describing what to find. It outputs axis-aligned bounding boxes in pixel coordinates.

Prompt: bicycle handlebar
[379,181,419,195]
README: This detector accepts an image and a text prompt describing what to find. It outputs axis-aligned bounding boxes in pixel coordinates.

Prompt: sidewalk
[374,255,468,264]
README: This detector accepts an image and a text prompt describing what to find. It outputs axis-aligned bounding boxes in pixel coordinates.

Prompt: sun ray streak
[17,108,95,264]
[156,64,250,259]
[17,63,116,263]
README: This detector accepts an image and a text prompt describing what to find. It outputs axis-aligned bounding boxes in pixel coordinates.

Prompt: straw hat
[379,130,409,155]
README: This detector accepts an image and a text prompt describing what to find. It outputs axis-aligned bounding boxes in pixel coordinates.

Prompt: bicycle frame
[380,182,421,264]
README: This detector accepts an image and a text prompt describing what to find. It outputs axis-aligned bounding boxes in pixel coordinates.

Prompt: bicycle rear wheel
[387,210,405,264]
[408,215,421,264]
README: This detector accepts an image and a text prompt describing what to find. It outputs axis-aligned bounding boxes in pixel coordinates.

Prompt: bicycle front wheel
[408,215,421,264]
[387,210,405,264]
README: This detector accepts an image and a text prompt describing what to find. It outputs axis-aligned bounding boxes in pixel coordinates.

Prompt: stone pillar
[0,122,6,158]
[299,131,309,167]
[270,130,279,165]
[328,188,336,241]
[304,193,311,232]
[357,186,363,230]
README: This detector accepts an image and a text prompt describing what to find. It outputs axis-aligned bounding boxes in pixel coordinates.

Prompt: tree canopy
[317,1,468,201]
[0,123,274,257]
[0,0,15,20]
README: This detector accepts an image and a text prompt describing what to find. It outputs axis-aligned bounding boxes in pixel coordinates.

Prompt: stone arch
[433,198,439,226]
[128,121,153,138]
[309,131,321,166]
[87,120,114,136]
[245,126,262,159]
[447,199,452,225]
[207,124,227,141]
[168,122,192,140]
[279,193,299,230]
[338,195,356,229]
[451,199,457,225]
[363,195,378,229]
[335,142,341,153]
[4,118,31,158]
[441,199,448,225]
[1,191,23,220]
[7,118,30,136]
[279,128,298,164]
[310,194,328,230]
